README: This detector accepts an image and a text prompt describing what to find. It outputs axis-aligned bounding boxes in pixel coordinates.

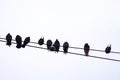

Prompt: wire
[0,39,120,62]
[1,37,120,54]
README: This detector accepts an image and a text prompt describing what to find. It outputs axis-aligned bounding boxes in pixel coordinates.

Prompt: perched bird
[38,37,44,45]
[46,39,52,50]
[15,35,22,48]
[22,37,30,48]
[49,46,55,51]
[105,44,111,54]
[6,33,12,47]
[63,42,69,54]
[84,43,90,56]
[53,39,60,52]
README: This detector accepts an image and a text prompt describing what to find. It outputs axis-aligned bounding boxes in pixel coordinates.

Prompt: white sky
[0,0,120,80]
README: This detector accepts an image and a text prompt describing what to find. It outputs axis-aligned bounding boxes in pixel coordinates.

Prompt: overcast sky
[0,0,120,80]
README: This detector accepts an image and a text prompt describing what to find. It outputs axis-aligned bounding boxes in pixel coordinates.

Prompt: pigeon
[15,35,22,48]
[84,43,90,56]
[22,37,30,48]
[105,44,111,54]
[38,37,44,45]
[46,39,52,50]
[53,39,60,52]
[63,42,69,54]
[6,33,12,47]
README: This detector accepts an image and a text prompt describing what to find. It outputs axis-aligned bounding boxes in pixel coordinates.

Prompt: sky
[0,0,120,80]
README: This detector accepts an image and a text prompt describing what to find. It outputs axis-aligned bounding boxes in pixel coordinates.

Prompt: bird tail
[64,49,68,54]
[22,44,25,48]
[6,42,11,47]
[16,45,21,48]
[47,45,51,50]
[85,54,89,56]
[49,46,55,51]
[84,51,89,56]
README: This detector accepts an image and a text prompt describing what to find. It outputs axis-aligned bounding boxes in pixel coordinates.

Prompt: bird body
[22,37,30,48]
[105,44,111,54]
[38,37,44,45]
[53,39,60,52]
[84,43,90,56]
[63,42,69,54]
[16,35,22,48]
[6,33,12,47]
[46,39,52,50]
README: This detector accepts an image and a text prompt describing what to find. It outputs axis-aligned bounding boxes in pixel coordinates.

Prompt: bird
[53,39,60,52]
[105,44,111,54]
[15,35,22,48]
[63,42,69,54]
[22,37,30,48]
[38,37,44,45]
[84,43,90,56]
[46,39,52,50]
[6,33,12,47]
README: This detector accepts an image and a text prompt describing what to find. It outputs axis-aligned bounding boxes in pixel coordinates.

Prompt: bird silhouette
[15,35,22,48]
[6,33,12,47]
[46,39,52,50]
[84,43,90,56]
[38,37,44,45]
[63,42,69,54]
[105,44,111,54]
[53,39,60,52]
[22,37,30,48]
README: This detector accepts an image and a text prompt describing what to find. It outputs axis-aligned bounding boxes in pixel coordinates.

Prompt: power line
[0,37,120,54]
[0,39,120,62]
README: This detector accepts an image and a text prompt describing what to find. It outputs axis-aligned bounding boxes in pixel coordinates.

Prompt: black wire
[1,37,120,54]
[0,39,120,62]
